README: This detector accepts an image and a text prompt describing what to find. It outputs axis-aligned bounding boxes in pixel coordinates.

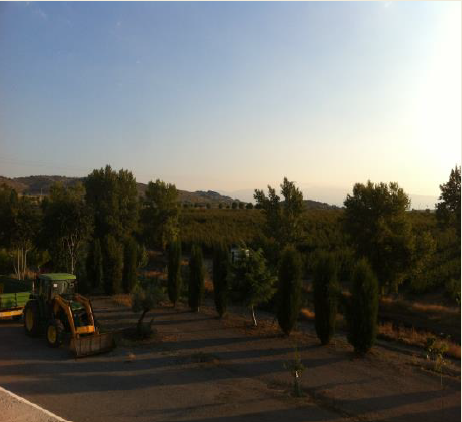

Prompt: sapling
[283,344,305,397]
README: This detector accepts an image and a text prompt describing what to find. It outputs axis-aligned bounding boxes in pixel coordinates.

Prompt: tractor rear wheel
[23,301,40,337]
[46,320,64,348]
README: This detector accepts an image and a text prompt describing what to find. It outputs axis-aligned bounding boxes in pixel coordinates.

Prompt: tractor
[23,273,115,357]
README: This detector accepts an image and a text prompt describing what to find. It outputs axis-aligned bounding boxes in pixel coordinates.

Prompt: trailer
[0,277,32,320]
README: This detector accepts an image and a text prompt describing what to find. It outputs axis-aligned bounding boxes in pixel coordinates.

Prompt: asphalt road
[0,298,460,422]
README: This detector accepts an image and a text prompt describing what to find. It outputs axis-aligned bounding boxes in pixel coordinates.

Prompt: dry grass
[377,321,461,360]
[112,294,132,308]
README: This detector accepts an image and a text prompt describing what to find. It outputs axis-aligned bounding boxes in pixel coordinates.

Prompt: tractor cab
[36,273,77,301]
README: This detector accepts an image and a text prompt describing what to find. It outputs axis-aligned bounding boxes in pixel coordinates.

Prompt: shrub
[123,237,138,293]
[313,251,339,345]
[167,239,182,306]
[277,246,302,335]
[213,242,229,317]
[188,244,205,312]
[102,235,123,295]
[346,259,379,354]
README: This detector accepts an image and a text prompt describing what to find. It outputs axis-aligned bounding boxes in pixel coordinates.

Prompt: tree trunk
[251,306,257,327]
[137,309,148,333]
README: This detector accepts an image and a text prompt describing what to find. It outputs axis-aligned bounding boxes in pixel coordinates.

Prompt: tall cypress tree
[102,234,123,295]
[123,237,138,293]
[346,258,379,355]
[313,251,339,345]
[86,239,103,292]
[188,244,204,312]
[168,239,182,306]
[277,246,302,336]
[213,243,229,318]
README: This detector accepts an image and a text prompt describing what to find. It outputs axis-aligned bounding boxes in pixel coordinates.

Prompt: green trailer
[0,277,32,319]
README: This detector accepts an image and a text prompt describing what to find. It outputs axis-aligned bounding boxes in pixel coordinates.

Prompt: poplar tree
[188,245,204,312]
[168,239,182,306]
[213,242,229,318]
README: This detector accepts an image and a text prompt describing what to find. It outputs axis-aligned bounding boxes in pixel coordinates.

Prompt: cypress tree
[102,235,123,295]
[123,237,138,293]
[313,251,339,345]
[346,258,379,355]
[167,239,182,306]
[86,239,103,292]
[212,242,229,317]
[188,244,204,312]
[277,246,302,335]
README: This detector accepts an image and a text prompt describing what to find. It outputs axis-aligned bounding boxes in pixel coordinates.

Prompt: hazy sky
[0,1,460,207]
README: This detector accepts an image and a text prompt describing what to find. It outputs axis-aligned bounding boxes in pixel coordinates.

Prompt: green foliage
[123,237,138,294]
[167,239,182,306]
[41,182,93,274]
[212,242,230,318]
[436,165,461,236]
[0,186,42,279]
[85,165,139,241]
[230,246,277,326]
[277,246,302,335]
[86,239,103,291]
[102,235,123,295]
[141,179,179,250]
[231,202,238,210]
[238,202,245,210]
[254,177,305,249]
[343,181,414,292]
[346,259,379,355]
[188,244,205,312]
[131,277,165,336]
[246,203,254,210]
[313,251,339,345]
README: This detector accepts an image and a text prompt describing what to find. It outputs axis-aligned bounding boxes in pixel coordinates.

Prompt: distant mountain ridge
[0,175,339,209]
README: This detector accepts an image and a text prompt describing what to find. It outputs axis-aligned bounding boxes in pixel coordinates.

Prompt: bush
[102,235,123,295]
[188,244,204,312]
[277,246,302,335]
[167,239,182,306]
[213,242,229,317]
[123,237,138,293]
[313,251,339,345]
[346,259,379,354]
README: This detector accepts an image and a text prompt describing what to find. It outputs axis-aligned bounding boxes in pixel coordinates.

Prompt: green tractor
[23,273,115,357]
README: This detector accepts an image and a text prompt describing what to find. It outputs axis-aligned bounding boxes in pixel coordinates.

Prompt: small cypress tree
[123,237,138,293]
[346,258,379,355]
[188,244,204,312]
[277,246,302,335]
[313,251,339,345]
[213,242,229,317]
[86,239,103,292]
[167,239,182,306]
[102,235,123,295]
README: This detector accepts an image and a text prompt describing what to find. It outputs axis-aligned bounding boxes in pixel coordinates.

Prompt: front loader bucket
[70,332,115,358]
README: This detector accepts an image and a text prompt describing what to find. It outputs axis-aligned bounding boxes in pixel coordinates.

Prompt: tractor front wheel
[23,301,40,337]
[46,320,64,348]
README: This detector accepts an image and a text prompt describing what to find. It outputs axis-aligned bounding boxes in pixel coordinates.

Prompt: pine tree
[313,251,339,345]
[277,246,302,335]
[102,235,123,295]
[168,239,182,306]
[188,244,204,312]
[346,259,379,355]
[123,237,138,293]
[213,242,229,317]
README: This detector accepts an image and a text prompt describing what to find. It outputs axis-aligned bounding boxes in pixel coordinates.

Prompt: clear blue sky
[0,1,460,207]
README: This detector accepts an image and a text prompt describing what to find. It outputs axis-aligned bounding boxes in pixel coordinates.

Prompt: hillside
[0,175,338,209]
